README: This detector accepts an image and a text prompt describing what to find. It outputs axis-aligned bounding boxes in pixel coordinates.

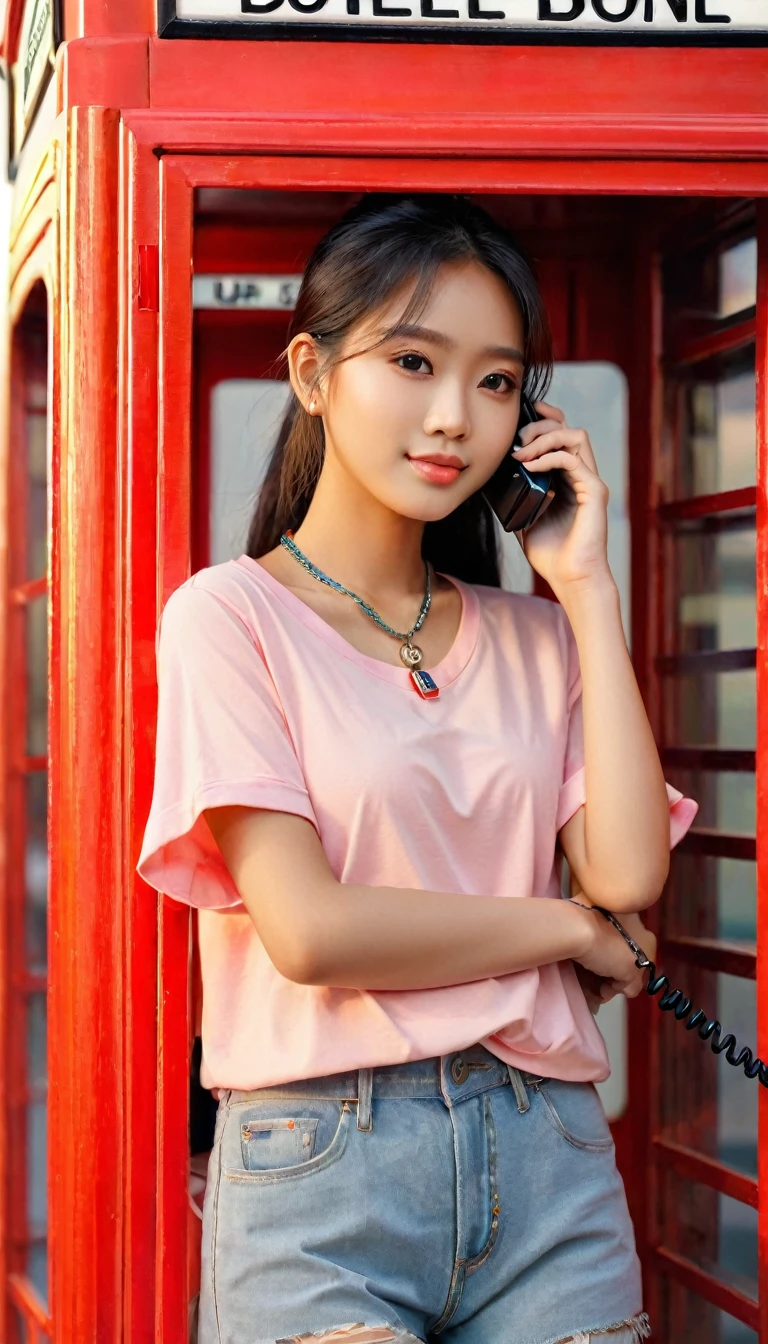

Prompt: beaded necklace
[280,531,440,699]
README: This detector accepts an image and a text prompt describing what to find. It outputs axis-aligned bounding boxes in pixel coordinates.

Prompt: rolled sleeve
[137,580,318,910]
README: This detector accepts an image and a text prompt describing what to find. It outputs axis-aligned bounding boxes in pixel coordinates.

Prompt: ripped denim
[198,1047,647,1344]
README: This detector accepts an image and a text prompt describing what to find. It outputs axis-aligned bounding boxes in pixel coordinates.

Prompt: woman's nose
[422,380,470,441]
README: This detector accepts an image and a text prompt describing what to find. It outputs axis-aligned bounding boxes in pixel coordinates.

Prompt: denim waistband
[223,1045,547,1124]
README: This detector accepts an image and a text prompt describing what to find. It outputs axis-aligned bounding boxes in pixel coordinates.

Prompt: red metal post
[121,126,162,1344]
[48,107,125,1344]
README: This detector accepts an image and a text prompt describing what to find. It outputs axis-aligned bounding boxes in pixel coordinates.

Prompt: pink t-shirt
[137,557,697,1091]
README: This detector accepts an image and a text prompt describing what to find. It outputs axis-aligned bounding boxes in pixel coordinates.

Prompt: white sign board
[161,0,768,37]
[193,275,302,310]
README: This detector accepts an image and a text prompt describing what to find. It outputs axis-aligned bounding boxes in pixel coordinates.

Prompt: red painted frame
[152,151,768,1344]
[0,11,766,1340]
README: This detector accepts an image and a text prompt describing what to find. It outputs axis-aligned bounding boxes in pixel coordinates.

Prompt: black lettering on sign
[347,0,360,12]
[644,0,688,15]
[421,0,459,15]
[592,0,638,17]
[241,0,283,9]
[695,0,730,19]
[538,0,586,16]
[468,0,506,17]
[373,0,413,13]
[214,281,264,304]
[288,0,328,9]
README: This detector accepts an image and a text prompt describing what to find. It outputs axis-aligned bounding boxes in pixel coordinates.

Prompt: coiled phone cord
[571,901,768,1089]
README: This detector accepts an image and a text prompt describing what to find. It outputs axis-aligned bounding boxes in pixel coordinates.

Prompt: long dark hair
[246,194,553,586]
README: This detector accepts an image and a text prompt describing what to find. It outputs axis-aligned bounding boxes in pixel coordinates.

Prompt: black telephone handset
[481,392,559,535]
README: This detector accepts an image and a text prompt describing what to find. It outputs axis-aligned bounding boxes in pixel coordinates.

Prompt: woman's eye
[397,353,431,374]
[483,372,515,393]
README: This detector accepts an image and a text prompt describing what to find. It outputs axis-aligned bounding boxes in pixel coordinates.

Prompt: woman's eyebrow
[387,323,524,364]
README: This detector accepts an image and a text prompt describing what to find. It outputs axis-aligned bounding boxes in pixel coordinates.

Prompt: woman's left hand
[514,400,611,595]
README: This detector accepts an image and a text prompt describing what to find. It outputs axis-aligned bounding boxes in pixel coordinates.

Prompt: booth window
[5,282,52,1342]
[654,225,758,1342]
[190,203,759,1339]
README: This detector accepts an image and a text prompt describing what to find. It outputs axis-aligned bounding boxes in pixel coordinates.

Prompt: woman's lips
[407,457,465,486]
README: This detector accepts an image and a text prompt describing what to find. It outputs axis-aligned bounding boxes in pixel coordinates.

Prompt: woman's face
[315,259,526,523]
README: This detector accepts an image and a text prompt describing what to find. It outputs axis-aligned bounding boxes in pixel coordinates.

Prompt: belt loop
[357,1068,373,1132]
[507,1065,530,1114]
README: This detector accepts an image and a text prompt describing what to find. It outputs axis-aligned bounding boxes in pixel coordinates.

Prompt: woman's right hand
[573,907,656,1000]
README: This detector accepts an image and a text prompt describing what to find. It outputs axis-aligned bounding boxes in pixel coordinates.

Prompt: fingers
[520,449,585,476]
[533,399,566,425]
[622,976,644,1000]
[517,423,599,476]
[518,448,610,506]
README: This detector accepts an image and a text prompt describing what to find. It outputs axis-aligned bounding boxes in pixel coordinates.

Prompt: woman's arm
[513,401,670,914]
[204,805,646,995]
[556,578,670,911]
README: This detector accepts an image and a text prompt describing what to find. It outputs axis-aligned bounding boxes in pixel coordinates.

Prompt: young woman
[138,194,697,1344]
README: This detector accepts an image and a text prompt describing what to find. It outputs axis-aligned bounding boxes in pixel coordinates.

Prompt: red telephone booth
[0,1,766,1339]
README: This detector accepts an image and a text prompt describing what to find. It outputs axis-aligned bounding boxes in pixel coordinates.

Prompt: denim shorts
[198,1044,650,1344]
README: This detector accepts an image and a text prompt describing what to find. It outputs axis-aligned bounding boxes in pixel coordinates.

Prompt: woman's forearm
[295,883,594,989]
[205,804,598,991]
[558,577,670,910]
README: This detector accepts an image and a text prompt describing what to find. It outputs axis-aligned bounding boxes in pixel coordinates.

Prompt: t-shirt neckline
[235,553,481,691]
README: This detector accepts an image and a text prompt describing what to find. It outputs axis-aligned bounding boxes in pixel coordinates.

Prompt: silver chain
[279,532,432,641]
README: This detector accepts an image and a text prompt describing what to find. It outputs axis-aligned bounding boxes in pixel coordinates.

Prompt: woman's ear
[287,333,324,416]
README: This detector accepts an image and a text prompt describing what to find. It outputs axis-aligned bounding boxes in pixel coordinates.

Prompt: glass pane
[27,1242,48,1310]
[26,995,47,1304]
[668,524,755,655]
[27,994,46,1091]
[666,771,754,837]
[26,362,47,411]
[663,669,755,749]
[525,363,629,624]
[11,1307,29,1344]
[660,1170,757,1300]
[660,966,757,1179]
[209,379,292,566]
[661,1277,757,1343]
[27,1100,47,1265]
[719,238,758,319]
[25,772,47,974]
[678,364,755,498]
[26,409,47,580]
[668,854,755,945]
[25,595,47,757]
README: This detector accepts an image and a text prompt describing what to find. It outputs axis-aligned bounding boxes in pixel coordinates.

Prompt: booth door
[645,219,762,1341]
[184,192,765,1344]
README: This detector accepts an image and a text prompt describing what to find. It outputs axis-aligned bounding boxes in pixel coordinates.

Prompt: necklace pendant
[410,668,440,699]
[400,640,424,669]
